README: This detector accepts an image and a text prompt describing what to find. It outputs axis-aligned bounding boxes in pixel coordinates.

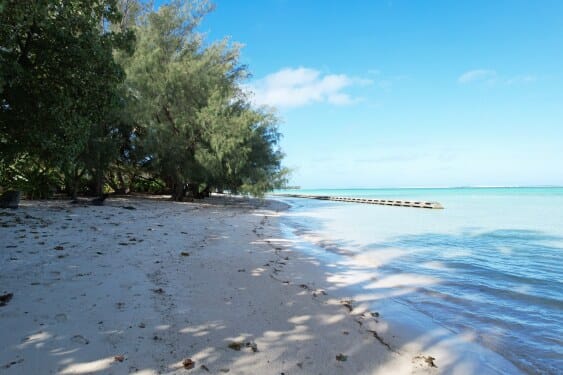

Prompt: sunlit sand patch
[59,357,116,374]
[191,346,219,360]
[250,267,267,276]
[315,312,346,325]
[263,330,283,340]
[18,331,52,349]
[179,321,225,335]
[101,329,123,335]
[50,347,79,356]
[261,237,295,244]
[288,315,311,324]
[131,370,158,375]
[285,333,314,341]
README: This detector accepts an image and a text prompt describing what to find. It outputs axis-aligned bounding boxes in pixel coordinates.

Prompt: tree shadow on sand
[3,200,554,374]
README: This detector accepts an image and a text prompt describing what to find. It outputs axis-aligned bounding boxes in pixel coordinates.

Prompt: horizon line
[278,185,563,190]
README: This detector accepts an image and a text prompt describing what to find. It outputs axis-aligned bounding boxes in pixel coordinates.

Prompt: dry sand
[0,196,516,374]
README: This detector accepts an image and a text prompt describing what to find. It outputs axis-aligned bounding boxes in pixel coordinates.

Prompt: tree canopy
[0,0,287,200]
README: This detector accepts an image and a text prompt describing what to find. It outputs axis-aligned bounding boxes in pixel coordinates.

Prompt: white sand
[0,196,519,374]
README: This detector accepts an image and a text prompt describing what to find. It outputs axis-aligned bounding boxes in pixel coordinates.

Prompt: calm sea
[272,187,563,374]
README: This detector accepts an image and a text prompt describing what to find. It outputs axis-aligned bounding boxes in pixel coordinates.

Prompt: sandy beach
[0,196,518,374]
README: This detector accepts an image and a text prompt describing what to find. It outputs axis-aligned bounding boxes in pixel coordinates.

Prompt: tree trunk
[96,171,102,197]
[117,170,128,194]
[171,180,185,201]
[71,167,79,200]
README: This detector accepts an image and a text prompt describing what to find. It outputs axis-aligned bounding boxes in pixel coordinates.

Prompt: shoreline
[272,196,539,374]
[276,221,524,374]
[1,196,519,374]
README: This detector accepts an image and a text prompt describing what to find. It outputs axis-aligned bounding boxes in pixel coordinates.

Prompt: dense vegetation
[0,0,287,200]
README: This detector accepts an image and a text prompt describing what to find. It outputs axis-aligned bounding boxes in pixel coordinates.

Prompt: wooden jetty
[275,194,444,209]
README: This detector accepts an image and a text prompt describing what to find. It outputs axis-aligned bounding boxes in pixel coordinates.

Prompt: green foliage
[0,155,61,199]
[0,0,134,194]
[0,0,287,200]
[124,1,286,199]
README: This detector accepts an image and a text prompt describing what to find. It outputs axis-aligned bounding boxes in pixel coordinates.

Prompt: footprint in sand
[55,313,67,322]
[71,335,89,345]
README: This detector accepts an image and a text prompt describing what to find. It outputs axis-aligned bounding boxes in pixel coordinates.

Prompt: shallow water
[273,187,563,374]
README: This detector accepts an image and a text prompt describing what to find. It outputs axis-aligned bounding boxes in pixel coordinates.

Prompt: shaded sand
[0,196,517,374]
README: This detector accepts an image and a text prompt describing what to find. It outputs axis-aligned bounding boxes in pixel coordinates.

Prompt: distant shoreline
[276,185,563,191]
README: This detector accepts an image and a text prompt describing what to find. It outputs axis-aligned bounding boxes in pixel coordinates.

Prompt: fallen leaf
[336,353,347,362]
[182,358,195,369]
[245,341,258,352]
[114,355,125,362]
[414,355,437,368]
[425,356,437,367]
[340,299,353,312]
[228,342,242,351]
[181,252,190,256]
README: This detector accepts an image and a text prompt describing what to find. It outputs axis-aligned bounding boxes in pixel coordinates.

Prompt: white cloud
[506,75,537,85]
[248,67,371,109]
[458,70,537,85]
[458,69,497,84]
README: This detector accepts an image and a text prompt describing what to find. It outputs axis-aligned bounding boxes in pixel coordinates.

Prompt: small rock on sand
[0,293,13,307]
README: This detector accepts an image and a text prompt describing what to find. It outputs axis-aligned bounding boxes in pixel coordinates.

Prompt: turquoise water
[273,187,563,374]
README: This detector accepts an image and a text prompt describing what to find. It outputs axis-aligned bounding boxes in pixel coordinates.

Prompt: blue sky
[196,0,563,188]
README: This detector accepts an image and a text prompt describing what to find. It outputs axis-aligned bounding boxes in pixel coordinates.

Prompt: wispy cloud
[248,67,372,109]
[458,69,497,84]
[506,75,537,85]
[458,69,538,85]
[367,68,407,89]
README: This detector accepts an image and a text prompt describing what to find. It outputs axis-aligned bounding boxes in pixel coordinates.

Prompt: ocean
[272,187,563,374]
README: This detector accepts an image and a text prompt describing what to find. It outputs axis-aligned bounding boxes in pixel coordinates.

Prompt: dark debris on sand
[0,293,14,306]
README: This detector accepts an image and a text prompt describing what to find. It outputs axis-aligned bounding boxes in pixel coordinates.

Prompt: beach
[3,1,561,374]
[0,194,536,374]
[0,195,448,375]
